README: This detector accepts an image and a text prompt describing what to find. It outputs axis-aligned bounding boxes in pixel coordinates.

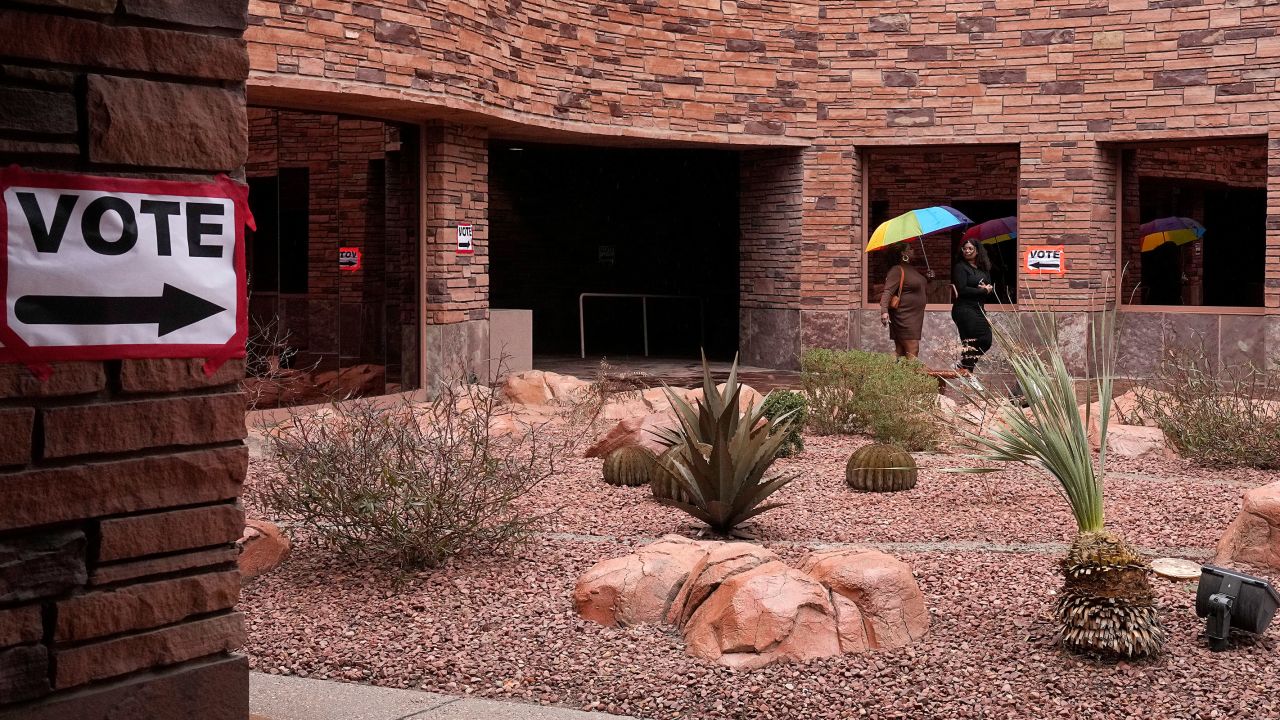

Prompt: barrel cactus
[651,443,710,504]
[845,443,917,492]
[603,446,658,487]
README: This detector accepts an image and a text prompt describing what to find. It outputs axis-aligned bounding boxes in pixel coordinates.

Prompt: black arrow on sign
[14,284,225,337]
[1029,261,1059,269]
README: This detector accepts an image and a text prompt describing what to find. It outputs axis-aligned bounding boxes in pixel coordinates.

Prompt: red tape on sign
[0,166,251,369]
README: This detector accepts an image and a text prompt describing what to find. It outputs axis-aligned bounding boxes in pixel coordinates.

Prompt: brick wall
[245,109,420,380]
[0,1,250,718]
[244,0,1280,370]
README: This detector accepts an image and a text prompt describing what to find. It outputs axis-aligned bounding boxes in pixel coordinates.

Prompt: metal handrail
[579,292,705,358]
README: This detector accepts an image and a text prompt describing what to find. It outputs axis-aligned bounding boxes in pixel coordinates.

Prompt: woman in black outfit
[951,239,995,379]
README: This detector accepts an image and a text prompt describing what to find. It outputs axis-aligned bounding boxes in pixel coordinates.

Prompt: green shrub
[761,390,808,457]
[800,348,940,450]
[1135,344,1280,470]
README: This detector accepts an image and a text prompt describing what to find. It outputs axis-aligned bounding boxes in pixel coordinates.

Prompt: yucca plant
[650,353,798,535]
[947,302,1165,659]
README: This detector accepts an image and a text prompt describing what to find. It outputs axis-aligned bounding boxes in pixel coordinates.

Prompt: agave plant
[947,302,1165,659]
[650,354,798,535]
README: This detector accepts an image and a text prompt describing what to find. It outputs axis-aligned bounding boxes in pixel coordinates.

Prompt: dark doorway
[489,142,740,360]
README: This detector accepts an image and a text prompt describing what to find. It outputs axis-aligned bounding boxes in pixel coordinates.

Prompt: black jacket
[952,261,993,305]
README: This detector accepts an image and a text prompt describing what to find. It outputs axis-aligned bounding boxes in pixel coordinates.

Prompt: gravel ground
[241,428,1280,720]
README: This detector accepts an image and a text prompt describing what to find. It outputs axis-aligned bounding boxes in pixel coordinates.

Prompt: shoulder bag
[889,265,906,310]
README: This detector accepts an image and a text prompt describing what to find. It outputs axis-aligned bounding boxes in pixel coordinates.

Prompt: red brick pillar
[0,1,250,718]
[422,122,490,387]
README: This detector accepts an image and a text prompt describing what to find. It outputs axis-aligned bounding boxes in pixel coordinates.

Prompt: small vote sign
[0,166,251,365]
[1024,245,1065,275]
[338,247,362,271]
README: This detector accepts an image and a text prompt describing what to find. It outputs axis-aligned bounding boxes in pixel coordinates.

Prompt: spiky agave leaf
[649,353,798,534]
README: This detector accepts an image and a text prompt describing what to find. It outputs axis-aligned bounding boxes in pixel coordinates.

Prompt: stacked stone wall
[245,0,1280,369]
[0,1,251,716]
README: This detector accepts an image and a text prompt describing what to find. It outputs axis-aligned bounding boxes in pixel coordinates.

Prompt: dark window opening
[245,168,309,294]
[1120,139,1267,308]
[864,145,1020,306]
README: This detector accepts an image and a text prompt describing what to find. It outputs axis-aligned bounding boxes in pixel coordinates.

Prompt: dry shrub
[259,378,573,569]
[1136,343,1280,470]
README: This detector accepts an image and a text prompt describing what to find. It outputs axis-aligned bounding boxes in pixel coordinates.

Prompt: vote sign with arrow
[1,167,250,363]
[1024,245,1066,275]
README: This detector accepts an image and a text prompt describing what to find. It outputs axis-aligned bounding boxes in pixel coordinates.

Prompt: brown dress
[878,264,927,341]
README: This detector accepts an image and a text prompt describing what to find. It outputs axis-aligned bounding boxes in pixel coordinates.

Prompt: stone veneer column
[798,142,859,355]
[422,122,490,388]
[0,1,250,718]
[739,147,804,369]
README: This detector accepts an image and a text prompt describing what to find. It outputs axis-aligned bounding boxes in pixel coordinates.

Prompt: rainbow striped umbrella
[963,216,1017,246]
[867,206,973,252]
[1140,217,1205,252]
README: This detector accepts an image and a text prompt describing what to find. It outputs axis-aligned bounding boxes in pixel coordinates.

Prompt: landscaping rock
[1215,480,1280,572]
[666,542,779,626]
[573,535,710,627]
[238,519,290,579]
[315,364,384,399]
[501,370,591,406]
[682,560,841,670]
[1104,425,1174,460]
[574,537,929,668]
[500,370,553,405]
[583,411,678,458]
[685,382,764,413]
[799,548,930,651]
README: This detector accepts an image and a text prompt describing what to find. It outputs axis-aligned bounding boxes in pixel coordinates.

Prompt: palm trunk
[1056,530,1166,658]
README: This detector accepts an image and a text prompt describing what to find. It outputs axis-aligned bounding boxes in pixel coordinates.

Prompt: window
[1119,139,1267,308]
[245,168,310,294]
[863,145,1020,306]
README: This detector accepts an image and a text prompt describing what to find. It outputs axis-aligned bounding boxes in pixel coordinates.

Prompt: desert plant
[603,445,658,487]
[761,390,808,457]
[947,304,1165,659]
[845,443,918,492]
[1134,341,1280,470]
[259,377,571,569]
[650,354,798,535]
[651,443,706,504]
[800,348,940,449]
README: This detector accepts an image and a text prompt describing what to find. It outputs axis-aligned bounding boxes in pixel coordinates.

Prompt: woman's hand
[880,312,890,327]
[979,281,994,294]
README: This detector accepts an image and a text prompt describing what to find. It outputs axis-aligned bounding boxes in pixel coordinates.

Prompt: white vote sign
[0,167,249,364]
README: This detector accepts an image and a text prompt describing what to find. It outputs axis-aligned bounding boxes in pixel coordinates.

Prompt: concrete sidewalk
[251,672,635,720]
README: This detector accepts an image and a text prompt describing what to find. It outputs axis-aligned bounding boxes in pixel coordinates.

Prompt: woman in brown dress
[879,243,927,359]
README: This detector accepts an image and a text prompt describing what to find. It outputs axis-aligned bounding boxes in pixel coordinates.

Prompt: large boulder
[684,383,764,413]
[798,549,930,652]
[575,538,929,668]
[682,561,841,670]
[666,542,779,626]
[500,370,554,405]
[583,411,678,458]
[238,519,290,579]
[501,370,592,406]
[573,535,711,627]
[1215,481,1280,572]
[1103,424,1174,460]
[1085,390,1160,447]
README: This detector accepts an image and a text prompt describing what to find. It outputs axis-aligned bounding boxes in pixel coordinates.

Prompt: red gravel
[241,428,1280,719]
